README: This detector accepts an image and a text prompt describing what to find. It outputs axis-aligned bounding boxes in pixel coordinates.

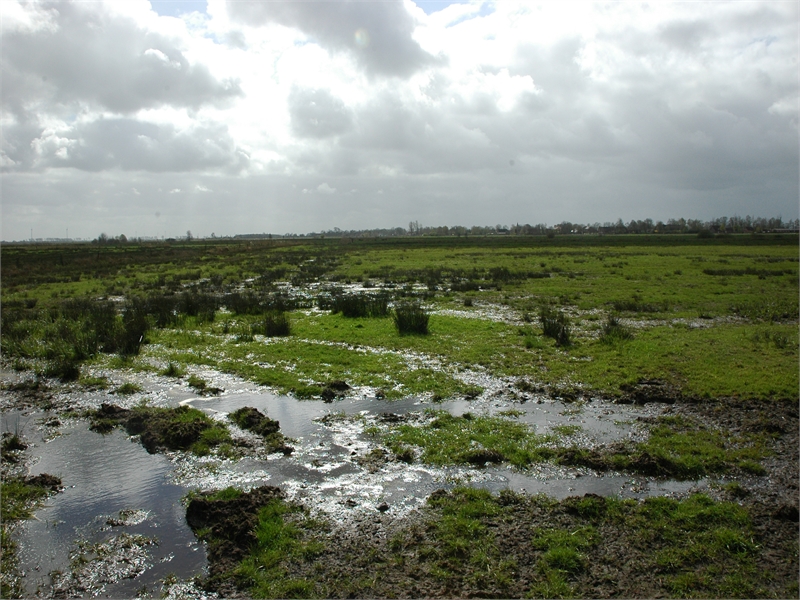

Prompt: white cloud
[1,0,797,240]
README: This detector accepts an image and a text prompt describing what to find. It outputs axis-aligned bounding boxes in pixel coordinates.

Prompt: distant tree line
[93,215,798,244]
[303,215,798,239]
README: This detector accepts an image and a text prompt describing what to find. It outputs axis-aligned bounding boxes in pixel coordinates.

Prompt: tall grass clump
[599,314,634,344]
[145,294,180,328]
[252,311,291,337]
[330,293,389,318]
[117,299,150,356]
[178,291,217,323]
[393,303,429,335]
[539,306,571,347]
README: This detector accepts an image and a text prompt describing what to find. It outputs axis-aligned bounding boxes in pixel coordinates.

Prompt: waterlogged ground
[1,236,798,598]
[2,363,797,598]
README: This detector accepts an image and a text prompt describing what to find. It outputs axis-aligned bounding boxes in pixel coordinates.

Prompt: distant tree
[186,230,193,241]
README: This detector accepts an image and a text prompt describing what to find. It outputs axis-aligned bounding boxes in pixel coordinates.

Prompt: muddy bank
[187,485,798,599]
[181,394,799,598]
[185,486,286,596]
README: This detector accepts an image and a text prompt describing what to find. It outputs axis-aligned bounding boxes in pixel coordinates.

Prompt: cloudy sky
[1,0,797,240]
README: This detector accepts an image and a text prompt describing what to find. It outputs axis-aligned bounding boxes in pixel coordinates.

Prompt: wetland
[1,234,798,598]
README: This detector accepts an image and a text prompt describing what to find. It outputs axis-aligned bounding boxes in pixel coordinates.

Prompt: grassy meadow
[3,234,797,400]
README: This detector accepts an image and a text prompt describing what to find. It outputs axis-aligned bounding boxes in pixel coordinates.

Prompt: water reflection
[13,418,205,598]
[7,388,703,596]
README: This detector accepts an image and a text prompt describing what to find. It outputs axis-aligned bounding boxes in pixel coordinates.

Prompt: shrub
[539,306,571,347]
[599,314,634,344]
[393,303,429,335]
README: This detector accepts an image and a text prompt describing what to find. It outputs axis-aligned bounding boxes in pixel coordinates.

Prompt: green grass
[3,236,797,401]
[386,411,555,468]
[235,499,322,598]
[558,414,771,478]
[529,525,599,597]
[385,411,770,478]
[142,304,797,401]
[1,477,60,598]
[422,487,517,590]
[414,489,788,599]
[0,478,52,521]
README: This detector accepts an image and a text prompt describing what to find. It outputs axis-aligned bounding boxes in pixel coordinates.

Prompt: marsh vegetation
[1,233,797,598]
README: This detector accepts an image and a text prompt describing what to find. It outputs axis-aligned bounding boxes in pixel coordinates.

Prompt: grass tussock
[229,407,293,454]
[599,314,634,344]
[252,311,291,337]
[88,403,230,456]
[539,306,571,347]
[393,303,430,335]
[326,293,389,318]
[387,411,552,468]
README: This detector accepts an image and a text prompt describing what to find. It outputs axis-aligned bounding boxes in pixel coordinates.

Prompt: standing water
[5,380,706,597]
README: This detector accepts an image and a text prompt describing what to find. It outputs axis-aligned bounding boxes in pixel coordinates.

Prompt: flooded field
[0,368,781,598]
[2,236,797,598]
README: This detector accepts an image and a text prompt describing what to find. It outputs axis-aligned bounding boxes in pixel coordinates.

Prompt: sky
[1,0,798,240]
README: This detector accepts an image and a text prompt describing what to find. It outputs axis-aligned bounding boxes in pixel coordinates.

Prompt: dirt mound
[229,407,293,455]
[185,486,284,593]
[87,403,228,454]
[618,378,683,404]
[463,448,505,465]
[229,406,280,436]
[25,473,62,491]
[321,380,350,401]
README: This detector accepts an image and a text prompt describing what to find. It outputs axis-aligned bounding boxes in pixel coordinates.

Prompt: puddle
[4,412,205,598]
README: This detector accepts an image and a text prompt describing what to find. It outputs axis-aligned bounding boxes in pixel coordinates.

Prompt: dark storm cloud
[226,0,438,77]
[288,87,353,139]
[34,118,249,173]
[1,1,241,116]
